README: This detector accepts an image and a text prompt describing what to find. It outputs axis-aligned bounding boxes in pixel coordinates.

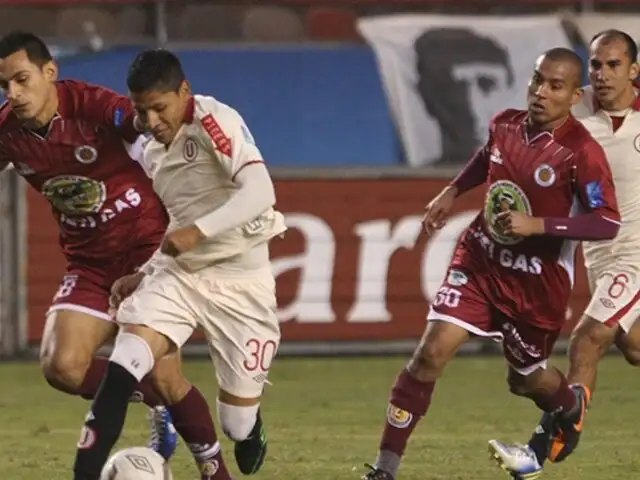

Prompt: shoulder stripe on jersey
[201,113,232,157]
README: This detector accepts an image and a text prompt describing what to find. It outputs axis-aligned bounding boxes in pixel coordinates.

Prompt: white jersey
[143,94,286,272]
[572,86,640,271]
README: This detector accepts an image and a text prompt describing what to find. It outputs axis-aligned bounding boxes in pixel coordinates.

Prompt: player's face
[130,82,191,145]
[589,38,639,110]
[0,49,56,122]
[527,57,582,129]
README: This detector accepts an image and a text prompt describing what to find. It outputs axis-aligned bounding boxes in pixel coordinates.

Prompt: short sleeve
[574,140,620,222]
[85,86,139,143]
[199,109,264,181]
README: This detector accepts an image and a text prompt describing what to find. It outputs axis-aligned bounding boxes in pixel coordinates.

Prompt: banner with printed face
[26,177,590,346]
[357,15,571,167]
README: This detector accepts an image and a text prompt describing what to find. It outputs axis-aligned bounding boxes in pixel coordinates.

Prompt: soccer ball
[100,447,173,480]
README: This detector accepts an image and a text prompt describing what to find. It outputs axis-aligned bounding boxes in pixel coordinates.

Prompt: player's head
[0,31,58,123]
[588,29,639,110]
[527,47,584,129]
[127,49,190,145]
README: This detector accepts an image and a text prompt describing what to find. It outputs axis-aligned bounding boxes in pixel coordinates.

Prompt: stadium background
[3,2,640,480]
[1,0,637,358]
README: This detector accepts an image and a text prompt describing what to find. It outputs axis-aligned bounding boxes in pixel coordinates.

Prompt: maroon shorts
[47,243,159,321]
[428,266,561,374]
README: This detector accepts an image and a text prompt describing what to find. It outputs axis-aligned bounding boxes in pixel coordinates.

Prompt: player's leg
[527,270,637,465]
[74,269,234,480]
[73,324,175,480]
[488,318,579,479]
[40,273,165,406]
[614,320,640,365]
[203,274,281,476]
[151,351,230,477]
[363,268,494,480]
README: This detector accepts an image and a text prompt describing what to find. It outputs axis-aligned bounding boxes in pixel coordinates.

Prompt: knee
[110,332,156,382]
[617,341,640,366]
[569,318,613,360]
[40,349,89,392]
[507,371,533,397]
[407,340,451,381]
[217,399,259,442]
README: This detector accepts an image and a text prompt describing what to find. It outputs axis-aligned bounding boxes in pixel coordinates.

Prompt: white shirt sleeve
[197,102,264,180]
[194,161,276,238]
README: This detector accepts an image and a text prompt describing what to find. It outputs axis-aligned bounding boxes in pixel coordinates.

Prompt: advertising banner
[357,15,571,167]
[26,177,590,346]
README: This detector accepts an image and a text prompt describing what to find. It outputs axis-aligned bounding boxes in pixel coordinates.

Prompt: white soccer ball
[100,447,173,480]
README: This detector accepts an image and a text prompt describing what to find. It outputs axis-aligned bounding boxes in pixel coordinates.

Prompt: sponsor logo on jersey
[201,113,232,157]
[585,181,605,208]
[489,146,503,164]
[534,163,556,187]
[74,145,98,164]
[633,133,640,153]
[484,180,532,245]
[447,269,468,286]
[41,175,107,215]
[183,136,199,161]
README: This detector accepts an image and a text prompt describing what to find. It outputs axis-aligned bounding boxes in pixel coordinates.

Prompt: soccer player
[72,49,286,480]
[360,47,620,480]
[490,30,640,478]
[0,31,223,475]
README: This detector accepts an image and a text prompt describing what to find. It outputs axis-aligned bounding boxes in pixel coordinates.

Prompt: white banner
[571,13,640,53]
[358,15,571,167]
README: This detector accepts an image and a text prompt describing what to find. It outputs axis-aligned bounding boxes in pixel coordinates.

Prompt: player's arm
[543,141,620,241]
[448,139,491,197]
[194,112,275,238]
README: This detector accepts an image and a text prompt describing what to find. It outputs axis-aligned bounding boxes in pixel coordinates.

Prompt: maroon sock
[533,372,577,414]
[78,357,163,407]
[376,369,435,475]
[168,387,232,479]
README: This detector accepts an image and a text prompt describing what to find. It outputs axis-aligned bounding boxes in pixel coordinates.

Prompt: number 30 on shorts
[243,338,277,372]
[432,286,462,308]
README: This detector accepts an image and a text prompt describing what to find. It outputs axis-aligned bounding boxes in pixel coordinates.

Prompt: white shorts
[117,263,280,398]
[584,266,640,333]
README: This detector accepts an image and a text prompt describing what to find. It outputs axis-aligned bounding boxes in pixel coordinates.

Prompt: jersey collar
[183,96,195,124]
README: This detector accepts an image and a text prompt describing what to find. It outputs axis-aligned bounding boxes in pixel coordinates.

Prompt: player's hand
[110,271,145,309]
[161,225,205,257]
[495,211,544,237]
[422,186,458,236]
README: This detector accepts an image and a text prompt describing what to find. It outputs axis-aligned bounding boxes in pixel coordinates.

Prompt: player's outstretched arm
[542,141,620,241]
[194,162,276,239]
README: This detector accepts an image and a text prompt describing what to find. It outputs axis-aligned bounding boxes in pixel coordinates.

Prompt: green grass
[1,355,639,479]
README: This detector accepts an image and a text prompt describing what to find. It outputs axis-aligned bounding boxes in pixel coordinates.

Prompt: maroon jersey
[0,80,168,260]
[453,109,619,330]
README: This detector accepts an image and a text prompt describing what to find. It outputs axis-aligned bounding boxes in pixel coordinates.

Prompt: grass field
[1,355,639,479]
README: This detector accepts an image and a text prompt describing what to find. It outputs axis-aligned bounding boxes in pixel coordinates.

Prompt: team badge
[484,180,532,245]
[634,134,640,153]
[183,137,199,161]
[534,164,556,187]
[386,404,413,429]
[74,145,98,164]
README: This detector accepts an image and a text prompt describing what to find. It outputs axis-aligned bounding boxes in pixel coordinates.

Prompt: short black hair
[0,31,52,66]
[127,49,185,94]
[590,29,638,63]
[541,47,584,86]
